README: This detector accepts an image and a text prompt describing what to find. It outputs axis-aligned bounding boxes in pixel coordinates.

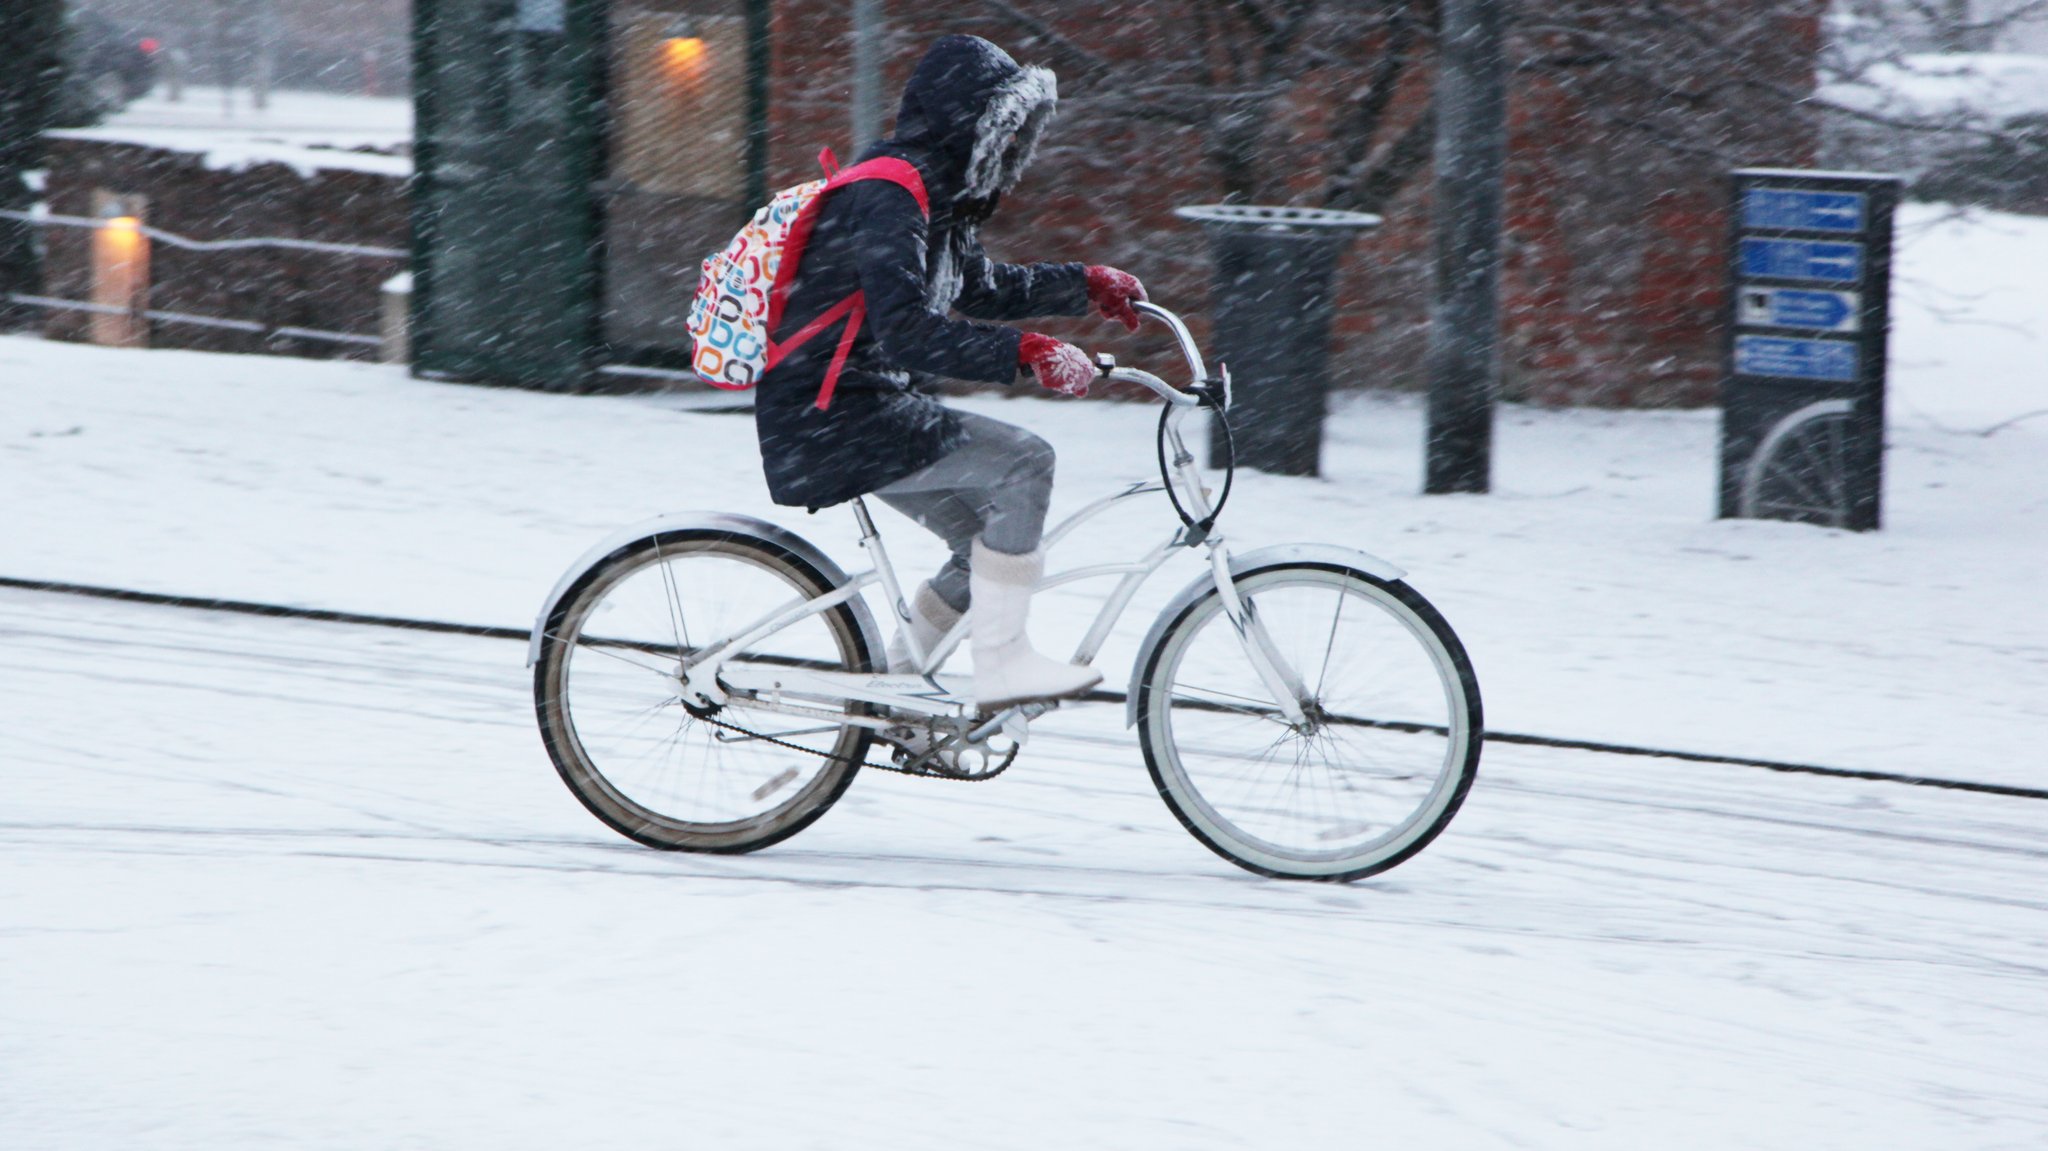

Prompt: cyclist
[755,34,1148,710]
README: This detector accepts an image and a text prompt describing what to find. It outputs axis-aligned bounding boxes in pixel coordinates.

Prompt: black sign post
[1718,169,1900,531]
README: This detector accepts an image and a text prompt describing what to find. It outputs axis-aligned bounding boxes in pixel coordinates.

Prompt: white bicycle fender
[1124,543,1407,727]
[525,511,884,669]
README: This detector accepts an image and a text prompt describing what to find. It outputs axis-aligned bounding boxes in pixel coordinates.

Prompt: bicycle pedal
[1001,711,1031,748]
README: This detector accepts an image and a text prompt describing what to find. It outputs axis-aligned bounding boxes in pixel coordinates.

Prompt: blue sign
[1737,285,1860,333]
[1743,188,1866,233]
[1740,238,1864,284]
[1735,335,1859,382]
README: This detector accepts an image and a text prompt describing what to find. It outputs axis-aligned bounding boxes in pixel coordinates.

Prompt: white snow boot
[886,581,964,674]
[968,540,1103,710]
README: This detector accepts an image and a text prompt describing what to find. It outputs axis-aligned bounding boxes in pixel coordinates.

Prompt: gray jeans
[875,411,1055,613]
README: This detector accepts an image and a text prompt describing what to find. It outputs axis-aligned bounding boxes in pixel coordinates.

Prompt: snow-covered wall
[38,103,408,357]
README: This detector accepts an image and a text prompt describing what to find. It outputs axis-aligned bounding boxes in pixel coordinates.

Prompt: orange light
[91,213,150,348]
[662,36,706,68]
[103,216,144,252]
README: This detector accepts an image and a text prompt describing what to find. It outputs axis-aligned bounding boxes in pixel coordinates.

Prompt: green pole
[0,0,66,326]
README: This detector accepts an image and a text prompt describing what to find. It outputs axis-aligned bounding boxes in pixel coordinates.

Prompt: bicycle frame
[663,301,1313,736]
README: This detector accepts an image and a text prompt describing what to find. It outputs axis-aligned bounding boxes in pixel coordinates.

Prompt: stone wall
[39,138,407,357]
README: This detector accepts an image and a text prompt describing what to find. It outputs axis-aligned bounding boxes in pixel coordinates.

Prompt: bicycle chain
[694,711,1009,782]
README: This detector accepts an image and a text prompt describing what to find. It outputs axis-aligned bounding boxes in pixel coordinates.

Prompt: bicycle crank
[876,720,1020,781]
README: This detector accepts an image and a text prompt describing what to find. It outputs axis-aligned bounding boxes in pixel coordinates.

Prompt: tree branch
[1332,96,1437,214]
[971,0,1112,81]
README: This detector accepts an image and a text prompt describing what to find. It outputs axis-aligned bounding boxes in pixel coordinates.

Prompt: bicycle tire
[533,529,878,853]
[1135,562,1482,881]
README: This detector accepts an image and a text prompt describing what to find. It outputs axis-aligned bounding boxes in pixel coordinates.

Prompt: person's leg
[874,412,1095,705]
[871,486,980,614]
[874,411,1057,607]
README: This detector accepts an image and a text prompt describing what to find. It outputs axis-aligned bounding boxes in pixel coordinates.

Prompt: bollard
[381,271,412,363]
[89,191,149,348]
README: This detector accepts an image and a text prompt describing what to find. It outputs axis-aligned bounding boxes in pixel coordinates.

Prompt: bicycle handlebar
[1092,301,1221,410]
[1104,365,1201,407]
[1132,300,1210,381]
[1083,301,1236,540]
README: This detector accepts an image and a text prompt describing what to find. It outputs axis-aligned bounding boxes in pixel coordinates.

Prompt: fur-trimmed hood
[889,35,1057,202]
[751,36,1091,511]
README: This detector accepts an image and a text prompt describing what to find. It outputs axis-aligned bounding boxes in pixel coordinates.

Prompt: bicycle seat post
[850,497,919,667]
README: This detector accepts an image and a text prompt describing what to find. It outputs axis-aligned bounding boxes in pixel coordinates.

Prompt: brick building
[758,1,1824,407]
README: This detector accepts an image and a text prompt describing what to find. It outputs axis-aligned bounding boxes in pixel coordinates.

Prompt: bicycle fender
[525,511,884,670]
[1124,543,1407,727]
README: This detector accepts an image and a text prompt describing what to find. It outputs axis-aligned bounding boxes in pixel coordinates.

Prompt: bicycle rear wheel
[1135,562,1481,881]
[533,530,877,852]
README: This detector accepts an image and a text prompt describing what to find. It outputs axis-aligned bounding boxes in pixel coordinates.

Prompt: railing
[0,208,404,349]
[2,209,406,258]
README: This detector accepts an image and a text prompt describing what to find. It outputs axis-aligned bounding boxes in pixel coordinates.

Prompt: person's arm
[850,183,1021,384]
[957,241,1150,332]
[952,237,1090,323]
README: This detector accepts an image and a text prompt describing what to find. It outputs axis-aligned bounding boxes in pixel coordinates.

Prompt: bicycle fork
[1205,539,1313,728]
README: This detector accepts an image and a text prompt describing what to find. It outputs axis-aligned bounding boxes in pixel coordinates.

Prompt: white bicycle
[529,302,1482,881]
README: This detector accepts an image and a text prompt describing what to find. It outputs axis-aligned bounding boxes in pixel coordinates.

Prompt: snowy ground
[5,589,2045,1148]
[3,203,2047,1145]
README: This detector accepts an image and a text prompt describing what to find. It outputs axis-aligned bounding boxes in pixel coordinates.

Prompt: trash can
[1173,204,1381,476]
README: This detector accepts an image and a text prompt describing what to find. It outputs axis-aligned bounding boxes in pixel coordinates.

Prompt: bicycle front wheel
[533,530,877,853]
[1135,563,1481,881]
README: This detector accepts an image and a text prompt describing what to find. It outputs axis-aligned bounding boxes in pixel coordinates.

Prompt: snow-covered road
[6,586,2044,1148]
[6,200,2048,1144]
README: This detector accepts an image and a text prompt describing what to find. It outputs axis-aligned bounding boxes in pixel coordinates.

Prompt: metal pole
[252,0,275,111]
[1423,0,1505,495]
[850,0,884,153]
[216,0,235,117]
[744,0,771,210]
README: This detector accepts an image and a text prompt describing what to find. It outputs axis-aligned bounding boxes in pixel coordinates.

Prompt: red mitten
[1019,332,1095,398]
[1085,265,1148,332]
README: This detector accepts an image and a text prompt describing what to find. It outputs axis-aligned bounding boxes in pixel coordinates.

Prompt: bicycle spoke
[1170,680,1292,714]
[655,541,692,657]
[1314,587,1345,700]
[547,629,676,680]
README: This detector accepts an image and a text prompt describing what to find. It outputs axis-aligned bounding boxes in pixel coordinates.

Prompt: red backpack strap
[760,155,932,411]
[815,293,867,411]
[833,156,930,216]
[765,157,930,338]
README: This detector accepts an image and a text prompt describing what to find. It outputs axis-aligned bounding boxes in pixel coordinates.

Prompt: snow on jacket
[753,35,1090,510]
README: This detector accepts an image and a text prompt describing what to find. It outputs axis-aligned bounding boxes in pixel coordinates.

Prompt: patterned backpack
[688,149,930,410]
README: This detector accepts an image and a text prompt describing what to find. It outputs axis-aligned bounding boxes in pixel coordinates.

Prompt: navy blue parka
[753,36,1090,510]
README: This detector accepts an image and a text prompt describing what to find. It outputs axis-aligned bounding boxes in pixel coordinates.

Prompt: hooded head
[891,35,1058,202]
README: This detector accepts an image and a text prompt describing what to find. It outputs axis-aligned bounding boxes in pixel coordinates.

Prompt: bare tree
[1817,1,2048,203]
[970,0,1441,214]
